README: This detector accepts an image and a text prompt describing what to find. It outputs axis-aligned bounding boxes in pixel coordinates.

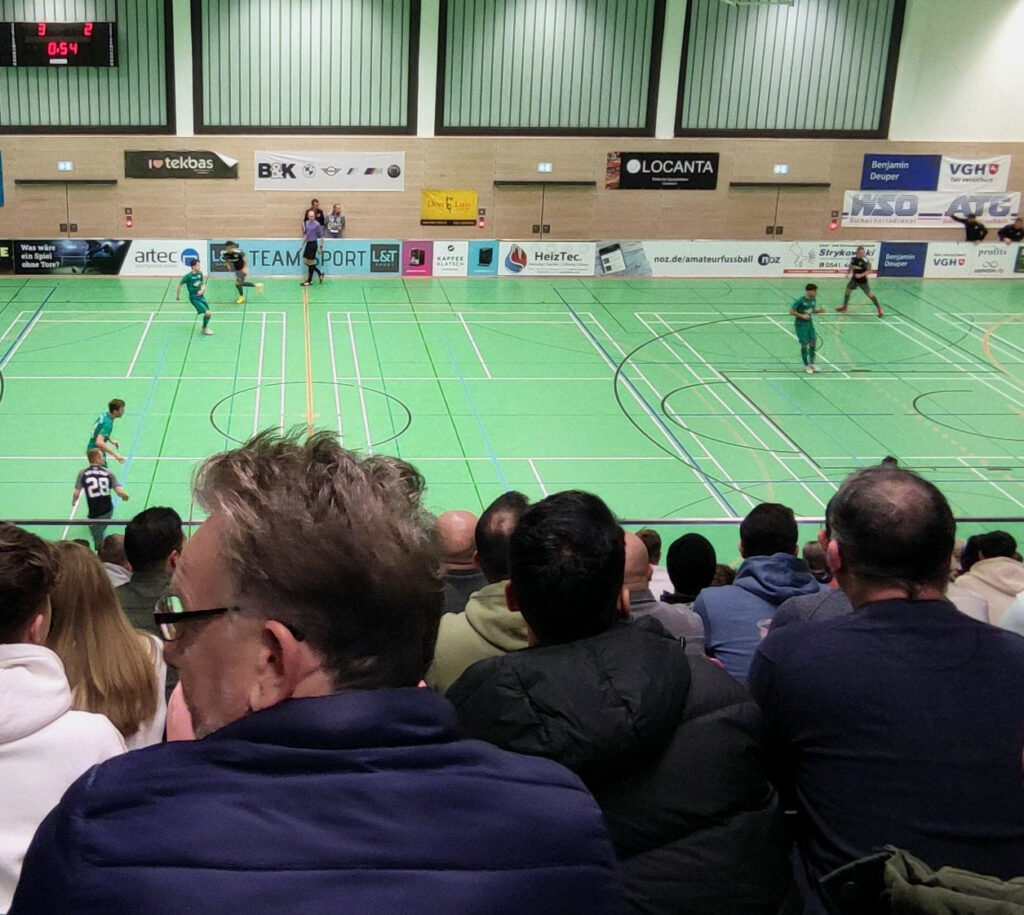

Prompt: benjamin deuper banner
[420,189,478,226]
[254,151,405,191]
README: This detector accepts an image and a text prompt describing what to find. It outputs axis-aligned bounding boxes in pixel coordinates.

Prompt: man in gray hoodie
[694,503,822,681]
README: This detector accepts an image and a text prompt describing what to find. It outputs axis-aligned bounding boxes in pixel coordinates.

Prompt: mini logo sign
[606,152,719,190]
[125,151,238,179]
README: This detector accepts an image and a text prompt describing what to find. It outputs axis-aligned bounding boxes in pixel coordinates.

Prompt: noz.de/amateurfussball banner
[254,151,405,191]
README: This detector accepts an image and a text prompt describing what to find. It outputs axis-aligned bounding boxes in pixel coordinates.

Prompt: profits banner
[842,191,1020,228]
[254,151,405,191]
[420,189,477,225]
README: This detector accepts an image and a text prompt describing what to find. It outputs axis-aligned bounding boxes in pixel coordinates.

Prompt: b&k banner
[254,151,405,192]
[125,151,238,179]
[606,152,719,190]
[842,190,1020,228]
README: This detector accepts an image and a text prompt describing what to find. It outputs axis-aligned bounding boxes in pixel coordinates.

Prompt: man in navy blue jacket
[11,431,622,915]
[749,466,1024,913]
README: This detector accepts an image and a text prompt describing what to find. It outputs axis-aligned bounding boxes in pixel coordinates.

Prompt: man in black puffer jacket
[448,491,794,915]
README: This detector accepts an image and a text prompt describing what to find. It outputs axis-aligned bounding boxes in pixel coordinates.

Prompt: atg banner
[498,242,595,276]
[125,151,238,179]
[938,155,1010,192]
[842,191,1020,228]
[420,189,477,226]
[606,152,719,190]
[860,155,941,191]
[254,151,405,192]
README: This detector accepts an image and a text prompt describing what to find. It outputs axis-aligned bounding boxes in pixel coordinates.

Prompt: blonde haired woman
[48,542,166,749]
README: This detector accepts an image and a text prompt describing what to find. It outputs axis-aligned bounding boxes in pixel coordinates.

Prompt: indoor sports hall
[1,0,1023,559]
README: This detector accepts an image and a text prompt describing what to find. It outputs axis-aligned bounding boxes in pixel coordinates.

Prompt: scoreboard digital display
[0,21,118,67]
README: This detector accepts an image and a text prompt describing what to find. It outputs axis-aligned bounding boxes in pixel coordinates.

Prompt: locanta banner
[606,152,719,190]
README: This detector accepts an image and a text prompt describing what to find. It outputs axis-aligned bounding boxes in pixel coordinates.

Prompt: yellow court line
[303,287,315,439]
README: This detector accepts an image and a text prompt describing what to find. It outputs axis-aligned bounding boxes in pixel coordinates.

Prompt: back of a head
[48,541,156,737]
[98,534,128,567]
[976,530,1017,560]
[740,503,798,557]
[437,510,477,566]
[474,491,530,583]
[123,507,184,572]
[636,528,662,564]
[826,466,954,593]
[802,540,827,573]
[0,523,56,644]
[509,490,624,645]
[666,533,717,597]
[194,429,442,689]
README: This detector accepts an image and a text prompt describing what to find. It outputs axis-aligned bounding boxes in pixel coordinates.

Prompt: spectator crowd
[2,432,1024,913]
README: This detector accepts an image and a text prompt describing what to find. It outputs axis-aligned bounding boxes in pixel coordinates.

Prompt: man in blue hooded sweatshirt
[694,503,822,682]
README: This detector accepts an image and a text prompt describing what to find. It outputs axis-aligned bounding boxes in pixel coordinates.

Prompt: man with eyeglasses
[11,430,622,914]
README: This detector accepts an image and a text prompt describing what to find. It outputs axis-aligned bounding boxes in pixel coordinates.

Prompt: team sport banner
[420,189,478,226]
[842,191,1020,228]
[0,239,11,273]
[860,154,941,191]
[12,239,130,274]
[937,155,1010,192]
[606,152,719,190]
[125,151,238,179]
[207,240,402,276]
[254,151,405,191]
[119,239,205,276]
[498,242,595,276]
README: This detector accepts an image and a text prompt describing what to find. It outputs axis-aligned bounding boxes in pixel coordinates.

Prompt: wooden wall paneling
[66,184,119,235]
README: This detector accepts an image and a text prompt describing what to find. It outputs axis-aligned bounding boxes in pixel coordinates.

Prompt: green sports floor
[2,274,1023,557]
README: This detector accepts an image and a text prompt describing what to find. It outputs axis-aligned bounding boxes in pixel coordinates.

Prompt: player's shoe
[319,273,325,284]
[876,305,884,317]
[805,365,814,374]
[810,364,820,372]
[836,305,849,313]
[256,283,265,294]
[236,296,245,305]
[300,281,312,286]
[201,327,214,335]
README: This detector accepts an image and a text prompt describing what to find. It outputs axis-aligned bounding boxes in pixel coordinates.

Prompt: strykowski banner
[937,155,1010,192]
[842,191,1020,228]
[125,151,238,179]
[254,151,405,191]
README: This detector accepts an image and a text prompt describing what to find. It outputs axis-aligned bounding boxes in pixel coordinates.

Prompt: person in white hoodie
[948,531,1024,627]
[0,522,125,911]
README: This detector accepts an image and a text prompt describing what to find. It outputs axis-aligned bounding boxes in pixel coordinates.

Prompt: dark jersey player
[837,246,883,317]
[73,448,130,550]
[997,218,1024,244]
[947,211,989,243]
[221,241,264,305]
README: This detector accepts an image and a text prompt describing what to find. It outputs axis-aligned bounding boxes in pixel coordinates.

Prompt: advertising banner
[254,151,405,191]
[860,154,941,191]
[624,241,789,277]
[125,151,238,179]
[13,239,129,274]
[937,155,1010,192]
[923,242,1017,278]
[118,239,205,276]
[0,239,11,273]
[431,241,469,277]
[402,240,434,276]
[781,242,880,275]
[842,191,1020,228]
[0,150,4,206]
[877,242,928,278]
[207,240,402,276]
[468,241,498,276]
[420,189,477,226]
[1017,247,1024,275]
[606,152,719,190]
[498,242,594,277]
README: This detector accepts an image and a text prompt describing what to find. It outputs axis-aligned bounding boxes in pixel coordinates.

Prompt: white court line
[0,311,26,345]
[528,459,549,497]
[253,312,267,437]
[459,313,492,379]
[645,314,830,509]
[326,307,345,442]
[956,457,1024,510]
[0,309,45,368]
[567,310,738,516]
[61,496,81,541]
[347,313,372,452]
[764,314,851,380]
[6,375,258,381]
[936,313,1024,370]
[125,312,156,378]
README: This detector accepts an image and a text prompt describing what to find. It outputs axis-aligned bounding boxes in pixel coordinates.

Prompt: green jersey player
[176,259,214,335]
[790,283,825,374]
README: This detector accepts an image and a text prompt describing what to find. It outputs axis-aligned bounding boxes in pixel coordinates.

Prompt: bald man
[624,531,705,655]
[438,510,486,614]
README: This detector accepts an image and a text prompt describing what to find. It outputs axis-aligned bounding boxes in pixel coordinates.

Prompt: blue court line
[446,343,510,492]
[554,289,739,517]
[115,339,169,507]
[0,286,56,368]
